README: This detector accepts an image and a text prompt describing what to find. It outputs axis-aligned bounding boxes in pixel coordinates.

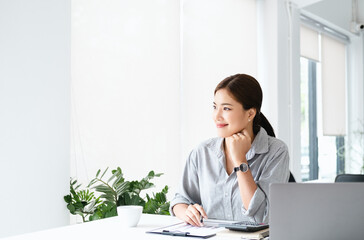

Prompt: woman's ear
[248,108,257,121]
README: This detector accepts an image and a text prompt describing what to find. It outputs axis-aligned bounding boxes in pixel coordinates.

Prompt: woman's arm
[230,134,290,223]
[235,164,257,210]
[169,150,208,226]
[226,129,257,210]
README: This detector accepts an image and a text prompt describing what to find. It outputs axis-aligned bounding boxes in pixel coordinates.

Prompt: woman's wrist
[232,156,248,167]
[172,203,188,219]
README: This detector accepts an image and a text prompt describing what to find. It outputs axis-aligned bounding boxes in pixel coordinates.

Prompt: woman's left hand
[225,129,252,165]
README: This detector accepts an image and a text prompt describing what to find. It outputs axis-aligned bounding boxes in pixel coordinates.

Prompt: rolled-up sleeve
[240,144,290,223]
[169,150,201,216]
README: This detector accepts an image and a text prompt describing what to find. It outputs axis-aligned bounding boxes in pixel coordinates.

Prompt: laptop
[269,183,364,240]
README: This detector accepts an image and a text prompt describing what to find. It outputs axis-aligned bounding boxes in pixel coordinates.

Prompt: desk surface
[3,214,243,240]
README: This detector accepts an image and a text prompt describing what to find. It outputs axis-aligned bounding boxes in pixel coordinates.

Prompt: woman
[170,74,290,225]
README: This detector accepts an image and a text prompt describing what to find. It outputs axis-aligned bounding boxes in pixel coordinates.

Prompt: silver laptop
[270,183,364,240]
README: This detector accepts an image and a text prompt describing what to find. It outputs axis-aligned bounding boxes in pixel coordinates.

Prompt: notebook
[269,183,364,240]
[146,222,224,238]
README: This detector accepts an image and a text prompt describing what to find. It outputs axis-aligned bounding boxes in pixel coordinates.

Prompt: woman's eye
[223,107,231,111]
[213,105,216,109]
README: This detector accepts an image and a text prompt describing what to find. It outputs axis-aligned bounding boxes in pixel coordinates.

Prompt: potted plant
[64,167,170,222]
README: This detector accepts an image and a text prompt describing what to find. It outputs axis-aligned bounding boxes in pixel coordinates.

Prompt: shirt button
[224,193,228,197]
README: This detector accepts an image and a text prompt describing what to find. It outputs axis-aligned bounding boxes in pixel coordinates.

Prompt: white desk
[3,214,242,240]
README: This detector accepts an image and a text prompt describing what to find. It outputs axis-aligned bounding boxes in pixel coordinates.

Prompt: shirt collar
[246,127,269,160]
[209,127,270,161]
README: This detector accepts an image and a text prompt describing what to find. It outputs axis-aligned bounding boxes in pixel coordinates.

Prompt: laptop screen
[269,183,364,240]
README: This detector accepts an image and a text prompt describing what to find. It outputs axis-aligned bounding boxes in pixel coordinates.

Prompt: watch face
[239,163,248,172]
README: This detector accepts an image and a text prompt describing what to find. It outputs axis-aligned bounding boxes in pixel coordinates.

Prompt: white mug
[117,205,143,227]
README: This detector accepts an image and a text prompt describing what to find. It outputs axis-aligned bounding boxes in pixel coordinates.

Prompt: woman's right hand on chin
[173,203,208,227]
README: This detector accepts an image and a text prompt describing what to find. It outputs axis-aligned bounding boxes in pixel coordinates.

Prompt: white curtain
[300,25,347,136]
[71,0,257,200]
[321,35,346,136]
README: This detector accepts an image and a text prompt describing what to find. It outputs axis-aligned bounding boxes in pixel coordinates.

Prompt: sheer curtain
[71,0,257,207]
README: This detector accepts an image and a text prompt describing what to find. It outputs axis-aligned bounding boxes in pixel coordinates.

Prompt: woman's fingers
[185,211,201,226]
[183,215,197,226]
[185,204,206,226]
[194,204,208,219]
[188,205,203,226]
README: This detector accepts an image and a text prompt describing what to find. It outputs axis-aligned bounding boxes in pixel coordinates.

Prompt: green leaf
[67,204,76,214]
[96,169,101,178]
[125,194,145,206]
[144,200,158,214]
[87,178,99,188]
[148,171,155,177]
[147,171,163,179]
[84,200,96,212]
[105,207,117,218]
[162,185,169,193]
[144,182,154,189]
[94,185,114,194]
[64,195,72,204]
[115,181,129,196]
[73,202,84,210]
[107,171,118,184]
[100,167,109,179]
[99,194,116,203]
[155,192,166,203]
[112,173,125,188]
[89,213,101,221]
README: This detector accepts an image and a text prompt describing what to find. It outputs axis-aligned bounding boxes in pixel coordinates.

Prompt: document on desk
[146,222,225,238]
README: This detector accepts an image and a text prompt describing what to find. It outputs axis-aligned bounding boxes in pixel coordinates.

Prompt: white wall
[257,0,302,180]
[181,0,257,165]
[0,0,70,238]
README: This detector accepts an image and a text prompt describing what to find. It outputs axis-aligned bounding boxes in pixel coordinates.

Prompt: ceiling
[293,0,364,33]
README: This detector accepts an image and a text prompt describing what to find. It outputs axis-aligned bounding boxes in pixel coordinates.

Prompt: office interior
[0,0,363,238]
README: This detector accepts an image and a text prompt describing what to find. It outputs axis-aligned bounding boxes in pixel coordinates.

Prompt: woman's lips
[216,124,228,128]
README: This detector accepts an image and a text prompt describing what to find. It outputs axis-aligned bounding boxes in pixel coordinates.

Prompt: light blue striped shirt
[170,127,290,223]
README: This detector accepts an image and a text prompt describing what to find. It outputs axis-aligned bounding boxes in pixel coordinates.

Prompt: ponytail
[253,112,275,137]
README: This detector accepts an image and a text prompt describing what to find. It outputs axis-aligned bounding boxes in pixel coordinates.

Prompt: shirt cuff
[240,185,266,219]
[169,196,192,216]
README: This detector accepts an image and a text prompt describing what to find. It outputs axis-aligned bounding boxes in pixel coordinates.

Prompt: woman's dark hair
[214,73,275,137]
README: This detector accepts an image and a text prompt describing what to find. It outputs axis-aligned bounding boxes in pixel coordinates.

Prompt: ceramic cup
[116,205,143,227]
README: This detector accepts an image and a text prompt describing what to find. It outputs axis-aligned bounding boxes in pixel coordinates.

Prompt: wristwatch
[234,162,249,173]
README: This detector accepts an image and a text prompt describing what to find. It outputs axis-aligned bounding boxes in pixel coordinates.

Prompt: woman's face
[213,89,253,138]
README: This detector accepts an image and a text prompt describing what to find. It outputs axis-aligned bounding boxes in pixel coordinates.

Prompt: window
[300,23,347,181]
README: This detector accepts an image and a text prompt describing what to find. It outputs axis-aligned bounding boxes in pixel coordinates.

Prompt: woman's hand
[173,203,208,226]
[225,129,252,165]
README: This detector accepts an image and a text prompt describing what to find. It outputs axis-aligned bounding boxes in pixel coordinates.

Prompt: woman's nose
[213,108,223,121]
